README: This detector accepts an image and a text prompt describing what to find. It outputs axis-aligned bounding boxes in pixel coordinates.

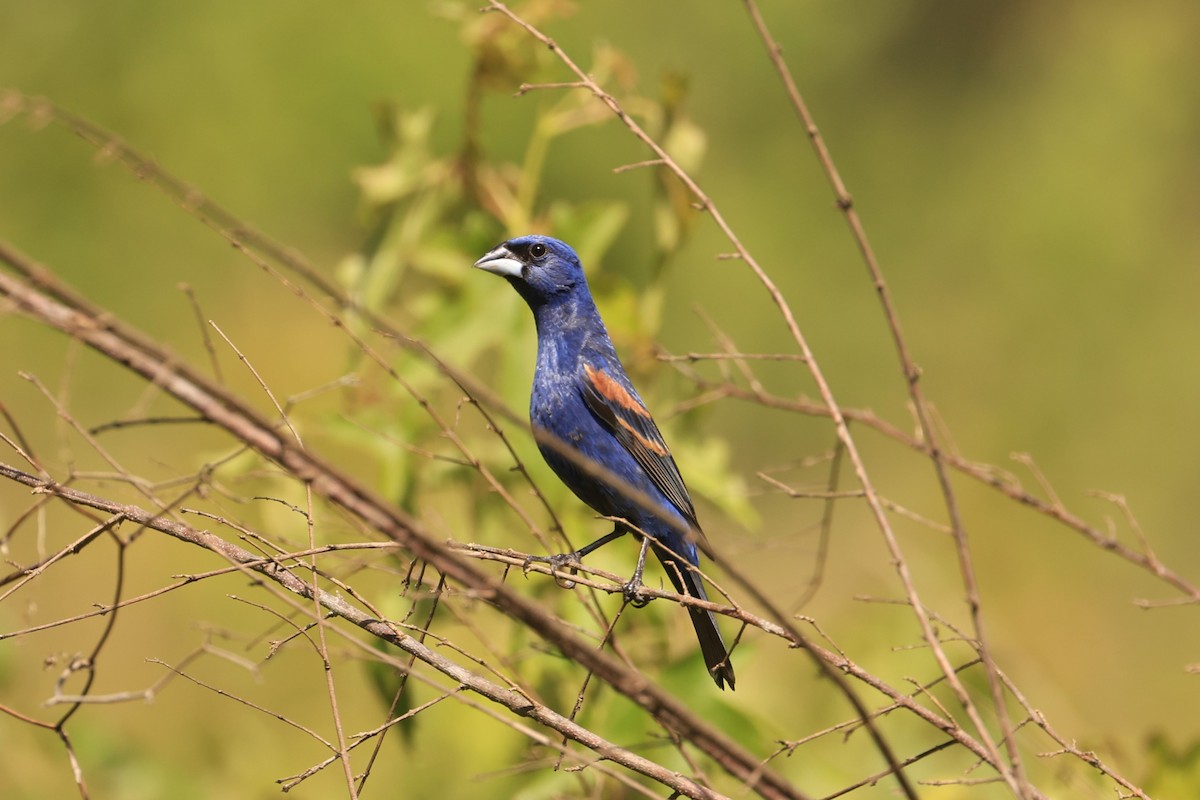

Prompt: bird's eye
[529,242,547,258]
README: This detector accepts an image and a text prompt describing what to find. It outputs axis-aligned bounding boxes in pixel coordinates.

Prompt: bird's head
[474,235,587,308]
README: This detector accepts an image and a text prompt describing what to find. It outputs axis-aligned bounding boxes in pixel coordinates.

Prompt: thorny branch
[739,2,1027,792]
[0,460,729,800]
[0,242,802,800]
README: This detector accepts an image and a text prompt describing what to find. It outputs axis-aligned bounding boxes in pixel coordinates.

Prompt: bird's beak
[474,245,524,278]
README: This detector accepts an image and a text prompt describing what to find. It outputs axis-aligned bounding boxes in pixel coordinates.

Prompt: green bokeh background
[1,1,1198,797]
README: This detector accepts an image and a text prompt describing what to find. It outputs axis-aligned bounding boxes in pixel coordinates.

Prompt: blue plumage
[475,235,735,689]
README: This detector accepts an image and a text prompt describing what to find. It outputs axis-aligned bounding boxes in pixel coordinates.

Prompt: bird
[474,234,736,690]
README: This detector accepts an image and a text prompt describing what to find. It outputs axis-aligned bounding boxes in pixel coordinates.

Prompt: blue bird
[475,235,736,689]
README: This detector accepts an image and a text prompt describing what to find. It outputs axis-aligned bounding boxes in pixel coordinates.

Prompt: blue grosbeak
[475,235,736,689]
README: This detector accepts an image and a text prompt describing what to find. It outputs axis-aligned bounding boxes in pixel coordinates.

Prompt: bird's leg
[572,525,630,560]
[523,525,629,589]
[622,533,653,608]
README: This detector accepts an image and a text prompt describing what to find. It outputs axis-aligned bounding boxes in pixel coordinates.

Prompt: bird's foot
[523,552,581,589]
[622,578,652,608]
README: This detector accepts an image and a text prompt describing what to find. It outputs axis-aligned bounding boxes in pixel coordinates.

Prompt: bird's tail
[653,545,736,690]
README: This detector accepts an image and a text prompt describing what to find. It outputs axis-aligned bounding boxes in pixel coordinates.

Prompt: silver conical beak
[474,245,524,278]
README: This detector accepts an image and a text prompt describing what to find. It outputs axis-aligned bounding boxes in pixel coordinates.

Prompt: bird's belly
[531,393,622,513]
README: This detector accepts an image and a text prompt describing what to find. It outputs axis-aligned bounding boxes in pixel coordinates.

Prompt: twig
[0,460,733,800]
[0,244,805,797]
[739,1,1027,793]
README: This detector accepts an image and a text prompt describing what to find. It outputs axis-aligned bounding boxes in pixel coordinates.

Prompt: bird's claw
[622,579,652,608]
[523,552,580,589]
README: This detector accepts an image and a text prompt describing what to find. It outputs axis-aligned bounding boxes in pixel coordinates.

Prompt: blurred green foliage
[1,0,1198,797]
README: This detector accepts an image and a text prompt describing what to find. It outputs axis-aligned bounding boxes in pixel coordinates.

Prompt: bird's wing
[580,363,711,556]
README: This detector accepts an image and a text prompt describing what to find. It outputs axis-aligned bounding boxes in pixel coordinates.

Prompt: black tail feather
[653,546,736,690]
